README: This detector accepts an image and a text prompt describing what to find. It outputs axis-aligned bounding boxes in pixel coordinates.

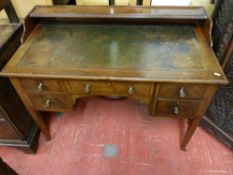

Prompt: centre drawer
[64,80,153,97]
[26,93,71,112]
[153,99,201,118]
[157,84,207,99]
[19,79,64,93]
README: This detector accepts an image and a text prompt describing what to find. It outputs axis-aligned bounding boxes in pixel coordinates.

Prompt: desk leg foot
[180,118,202,150]
[180,146,188,151]
[45,135,51,141]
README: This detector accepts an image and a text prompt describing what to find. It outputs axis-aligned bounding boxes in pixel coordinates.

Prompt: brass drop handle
[179,87,186,98]
[174,103,179,115]
[37,81,44,91]
[84,84,91,93]
[128,86,134,95]
[44,99,51,108]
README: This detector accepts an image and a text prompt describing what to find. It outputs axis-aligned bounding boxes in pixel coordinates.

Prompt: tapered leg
[180,118,202,151]
[10,78,51,140]
[27,110,51,140]
[181,86,218,150]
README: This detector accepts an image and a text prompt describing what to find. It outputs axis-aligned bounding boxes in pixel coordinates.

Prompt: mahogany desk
[0,6,228,150]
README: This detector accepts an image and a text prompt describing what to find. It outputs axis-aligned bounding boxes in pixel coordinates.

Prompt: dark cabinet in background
[201,0,233,149]
[0,77,38,153]
[0,0,38,153]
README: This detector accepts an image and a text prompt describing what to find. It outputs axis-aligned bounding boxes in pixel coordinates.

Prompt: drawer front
[157,84,207,99]
[27,93,71,111]
[19,79,64,93]
[64,80,153,97]
[0,121,20,139]
[153,100,201,118]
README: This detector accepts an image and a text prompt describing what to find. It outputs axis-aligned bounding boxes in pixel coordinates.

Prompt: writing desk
[0,6,228,150]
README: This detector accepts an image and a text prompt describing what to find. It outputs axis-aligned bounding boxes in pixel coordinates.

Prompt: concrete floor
[0,97,232,175]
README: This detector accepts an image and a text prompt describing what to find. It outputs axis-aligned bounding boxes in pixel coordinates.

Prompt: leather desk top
[0,22,227,84]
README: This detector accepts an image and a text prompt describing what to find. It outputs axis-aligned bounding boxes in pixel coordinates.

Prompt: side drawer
[26,93,71,112]
[19,79,64,93]
[157,84,207,99]
[153,99,201,118]
[64,80,153,97]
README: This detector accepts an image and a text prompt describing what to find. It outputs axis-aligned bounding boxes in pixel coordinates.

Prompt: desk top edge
[29,6,208,20]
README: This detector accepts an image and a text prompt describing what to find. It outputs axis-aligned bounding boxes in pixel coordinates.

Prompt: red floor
[0,97,232,175]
